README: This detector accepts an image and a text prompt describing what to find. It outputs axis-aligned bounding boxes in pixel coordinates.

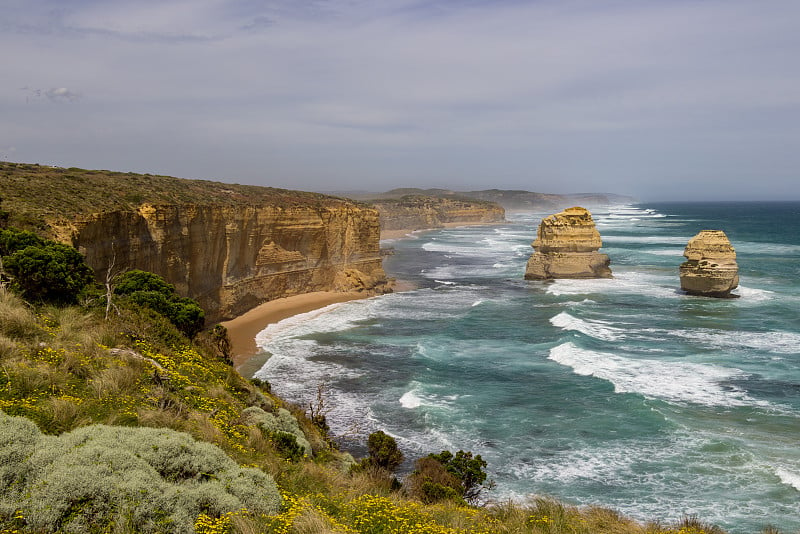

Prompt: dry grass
[230,514,264,534]
[290,507,342,534]
[0,289,41,340]
[9,362,51,397]
[89,364,140,398]
[45,306,93,337]
[0,334,16,361]
[41,397,91,434]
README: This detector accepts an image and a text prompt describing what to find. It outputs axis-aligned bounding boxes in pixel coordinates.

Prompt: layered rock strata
[524,207,612,280]
[51,203,388,322]
[679,230,739,297]
[372,195,505,237]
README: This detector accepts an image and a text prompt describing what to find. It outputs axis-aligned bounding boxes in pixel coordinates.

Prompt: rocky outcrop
[372,195,505,237]
[51,202,388,322]
[679,230,739,297]
[524,207,612,279]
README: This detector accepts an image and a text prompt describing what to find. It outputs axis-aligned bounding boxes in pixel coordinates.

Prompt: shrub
[405,457,463,504]
[269,430,306,462]
[0,228,44,256]
[114,270,204,338]
[428,450,490,504]
[242,406,312,457]
[0,411,281,533]
[168,297,205,339]
[4,242,94,304]
[366,430,404,472]
[115,270,176,295]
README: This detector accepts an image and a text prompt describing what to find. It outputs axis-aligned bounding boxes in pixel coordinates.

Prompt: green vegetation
[114,270,205,338]
[405,450,491,506]
[371,193,501,209]
[362,430,405,472]
[0,228,94,304]
[0,412,281,533]
[0,162,357,232]
[242,406,313,459]
[428,450,490,504]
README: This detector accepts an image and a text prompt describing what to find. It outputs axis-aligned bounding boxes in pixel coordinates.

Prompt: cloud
[18,86,80,103]
[45,87,81,102]
[2,0,800,199]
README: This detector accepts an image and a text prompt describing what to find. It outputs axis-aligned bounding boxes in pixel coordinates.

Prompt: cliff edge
[372,195,505,237]
[1,162,388,321]
[524,207,612,279]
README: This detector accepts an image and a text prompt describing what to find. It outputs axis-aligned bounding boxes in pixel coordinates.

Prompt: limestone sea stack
[679,230,739,297]
[524,207,612,280]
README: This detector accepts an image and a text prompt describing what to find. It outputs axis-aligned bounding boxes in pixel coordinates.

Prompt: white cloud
[45,87,81,102]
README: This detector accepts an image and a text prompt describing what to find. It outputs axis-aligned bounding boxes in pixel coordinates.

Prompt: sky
[2,0,800,201]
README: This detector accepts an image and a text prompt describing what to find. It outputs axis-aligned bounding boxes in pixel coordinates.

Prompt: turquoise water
[254,202,800,533]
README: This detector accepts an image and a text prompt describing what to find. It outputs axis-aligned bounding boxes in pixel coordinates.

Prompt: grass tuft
[0,289,41,339]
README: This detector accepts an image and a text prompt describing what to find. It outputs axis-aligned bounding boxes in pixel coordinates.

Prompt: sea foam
[550,312,626,342]
[399,390,423,409]
[776,468,800,492]
[548,342,762,407]
[546,271,679,299]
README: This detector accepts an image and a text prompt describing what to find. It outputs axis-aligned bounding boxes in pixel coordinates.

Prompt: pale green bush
[0,411,43,508]
[242,406,313,457]
[0,410,281,533]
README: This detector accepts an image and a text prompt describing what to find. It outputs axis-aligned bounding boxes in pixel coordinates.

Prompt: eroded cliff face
[372,196,505,236]
[524,207,612,280]
[679,230,739,297]
[51,203,388,321]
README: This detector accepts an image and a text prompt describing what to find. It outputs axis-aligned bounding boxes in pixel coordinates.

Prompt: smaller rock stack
[679,230,739,297]
[524,207,612,280]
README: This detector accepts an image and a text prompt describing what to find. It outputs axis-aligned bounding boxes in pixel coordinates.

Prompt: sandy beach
[221,291,368,375]
[223,222,483,375]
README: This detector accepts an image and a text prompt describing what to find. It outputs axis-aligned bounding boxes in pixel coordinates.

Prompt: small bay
[255,202,800,533]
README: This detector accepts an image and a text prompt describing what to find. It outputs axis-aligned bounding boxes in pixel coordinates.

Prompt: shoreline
[221,291,369,376]
[224,221,464,375]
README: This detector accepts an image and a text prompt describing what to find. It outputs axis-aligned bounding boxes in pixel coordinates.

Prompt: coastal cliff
[524,207,612,279]
[372,195,505,237]
[1,163,388,322]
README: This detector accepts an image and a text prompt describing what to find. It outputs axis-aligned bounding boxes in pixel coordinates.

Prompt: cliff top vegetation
[366,190,502,208]
[364,188,636,211]
[0,161,358,230]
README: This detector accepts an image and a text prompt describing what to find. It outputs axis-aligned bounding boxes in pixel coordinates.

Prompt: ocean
[253,202,800,533]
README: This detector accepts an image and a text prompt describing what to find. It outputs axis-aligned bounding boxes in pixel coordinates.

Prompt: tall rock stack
[524,207,612,280]
[679,230,739,297]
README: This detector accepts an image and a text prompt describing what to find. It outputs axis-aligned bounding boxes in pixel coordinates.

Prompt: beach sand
[221,291,368,376]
